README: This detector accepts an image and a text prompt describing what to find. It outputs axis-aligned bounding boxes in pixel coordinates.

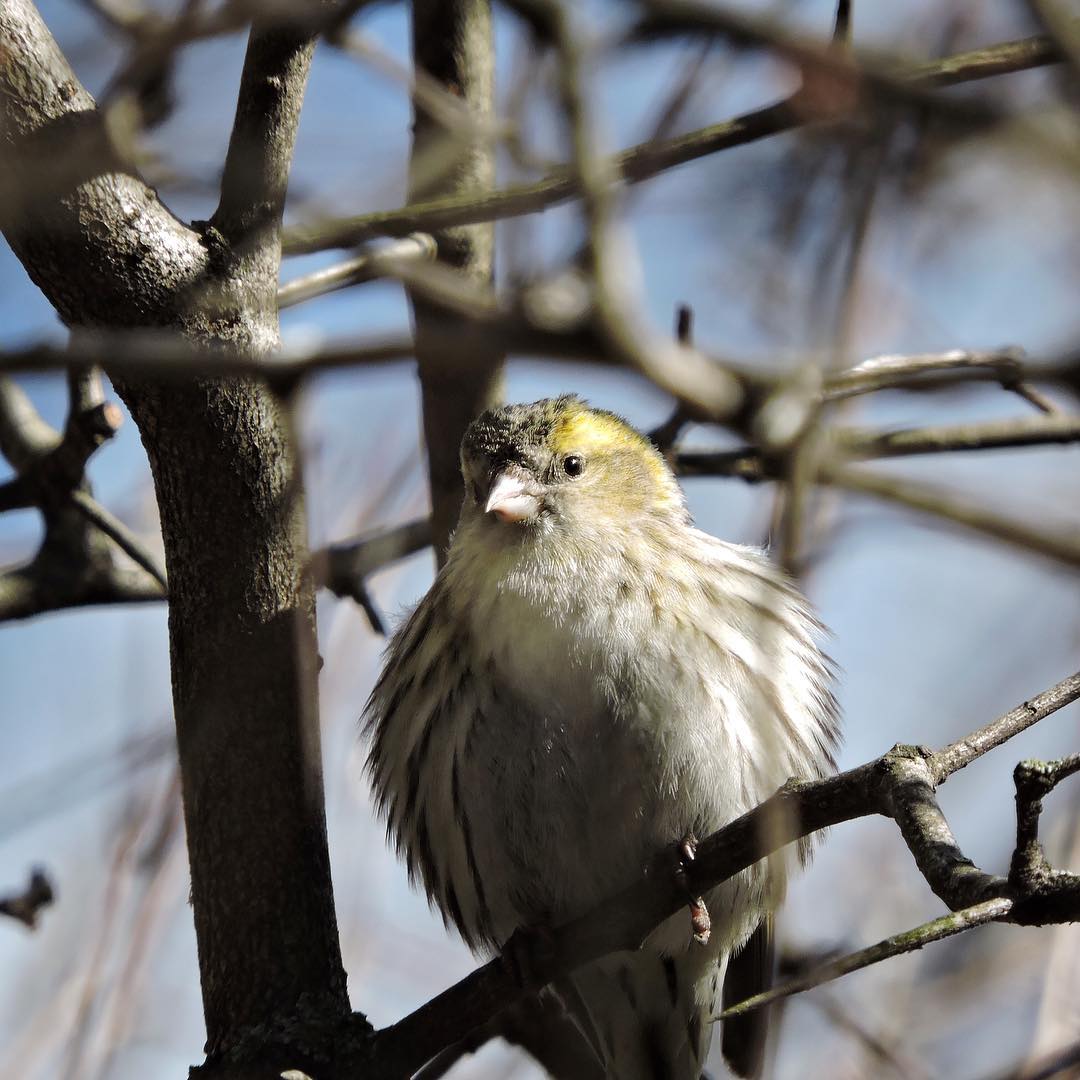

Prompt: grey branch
[825,466,1080,571]
[719,898,1012,1020]
[277,233,437,309]
[0,374,165,621]
[0,867,55,929]
[281,30,1063,254]
[677,414,1080,473]
[825,348,1035,399]
[724,746,1080,1020]
[313,518,432,634]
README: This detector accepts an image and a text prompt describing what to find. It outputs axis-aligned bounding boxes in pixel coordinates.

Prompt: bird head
[458,396,687,539]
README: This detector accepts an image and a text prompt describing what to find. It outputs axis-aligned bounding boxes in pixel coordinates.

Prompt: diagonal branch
[0,372,165,621]
[313,518,432,633]
[209,16,319,331]
[719,898,1012,1021]
[0,867,55,930]
[277,233,437,309]
[282,30,1063,254]
[825,465,1080,570]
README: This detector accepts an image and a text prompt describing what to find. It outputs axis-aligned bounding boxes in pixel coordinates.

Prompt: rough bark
[0,0,349,1068]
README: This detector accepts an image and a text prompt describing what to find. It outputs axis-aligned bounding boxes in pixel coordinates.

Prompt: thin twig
[281,31,1063,254]
[277,234,436,309]
[717,898,1012,1020]
[68,489,167,588]
[0,868,55,929]
[824,465,1080,571]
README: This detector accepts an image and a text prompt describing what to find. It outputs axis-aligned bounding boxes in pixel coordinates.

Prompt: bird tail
[721,917,775,1079]
[559,947,724,1080]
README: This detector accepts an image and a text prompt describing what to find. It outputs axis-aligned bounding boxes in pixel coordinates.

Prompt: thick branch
[210,19,319,338]
[0,0,207,328]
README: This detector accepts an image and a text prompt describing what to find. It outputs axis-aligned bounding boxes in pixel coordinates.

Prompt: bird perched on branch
[365,396,839,1078]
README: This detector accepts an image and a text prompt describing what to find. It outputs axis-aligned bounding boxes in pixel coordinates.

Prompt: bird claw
[674,833,711,946]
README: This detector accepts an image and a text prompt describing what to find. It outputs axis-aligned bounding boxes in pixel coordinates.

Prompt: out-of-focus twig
[406,0,505,564]
[0,868,55,929]
[986,1039,1080,1080]
[838,415,1080,458]
[68,490,167,588]
[277,233,437,309]
[0,374,165,621]
[648,304,700,453]
[313,518,432,634]
[824,465,1080,571]
[282,30,1064,254]
[825,347,1033,398]
[678,412,1080,482]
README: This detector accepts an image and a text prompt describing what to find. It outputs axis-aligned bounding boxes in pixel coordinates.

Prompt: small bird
[365,396,839,1078]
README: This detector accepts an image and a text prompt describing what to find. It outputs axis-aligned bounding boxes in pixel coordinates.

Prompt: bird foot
[674,833,711,946]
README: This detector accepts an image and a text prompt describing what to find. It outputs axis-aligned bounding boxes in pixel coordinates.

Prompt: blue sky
[2,2,1079,1077]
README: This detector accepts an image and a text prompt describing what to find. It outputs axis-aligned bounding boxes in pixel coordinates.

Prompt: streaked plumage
[365,396,839,1078]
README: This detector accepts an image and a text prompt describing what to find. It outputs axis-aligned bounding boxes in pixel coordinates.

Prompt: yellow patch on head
[551,405,668,484]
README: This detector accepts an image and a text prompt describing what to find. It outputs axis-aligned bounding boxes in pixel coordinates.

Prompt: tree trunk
[0,2,350,1069]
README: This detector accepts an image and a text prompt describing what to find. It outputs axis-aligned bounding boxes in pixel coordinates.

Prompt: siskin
[365,396,840,1078]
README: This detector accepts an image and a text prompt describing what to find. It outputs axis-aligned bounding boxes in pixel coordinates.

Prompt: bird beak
[484,470,540,524]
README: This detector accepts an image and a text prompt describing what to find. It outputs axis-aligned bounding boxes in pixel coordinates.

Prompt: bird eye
[563,454,585,477]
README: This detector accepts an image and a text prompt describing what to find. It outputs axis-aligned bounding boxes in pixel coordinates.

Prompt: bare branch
[825,348,1032,399]
[719,898,1012,1021]
[277,234,437,309]
[210,16,318,332]
[1010,755,1080,895]
[68,489,167,588]
[934,678,1080,783]
[0,868,55,930]
[313,518,432,633]
[282,31,1063,254]
[0,560,163,621]
[0,372,165,621]
[836,415,1080,458]
[408,0,504,561]
[825,465,1080,570]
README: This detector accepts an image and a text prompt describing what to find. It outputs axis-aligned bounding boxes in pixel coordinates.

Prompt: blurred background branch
[2,0,1080,1076]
